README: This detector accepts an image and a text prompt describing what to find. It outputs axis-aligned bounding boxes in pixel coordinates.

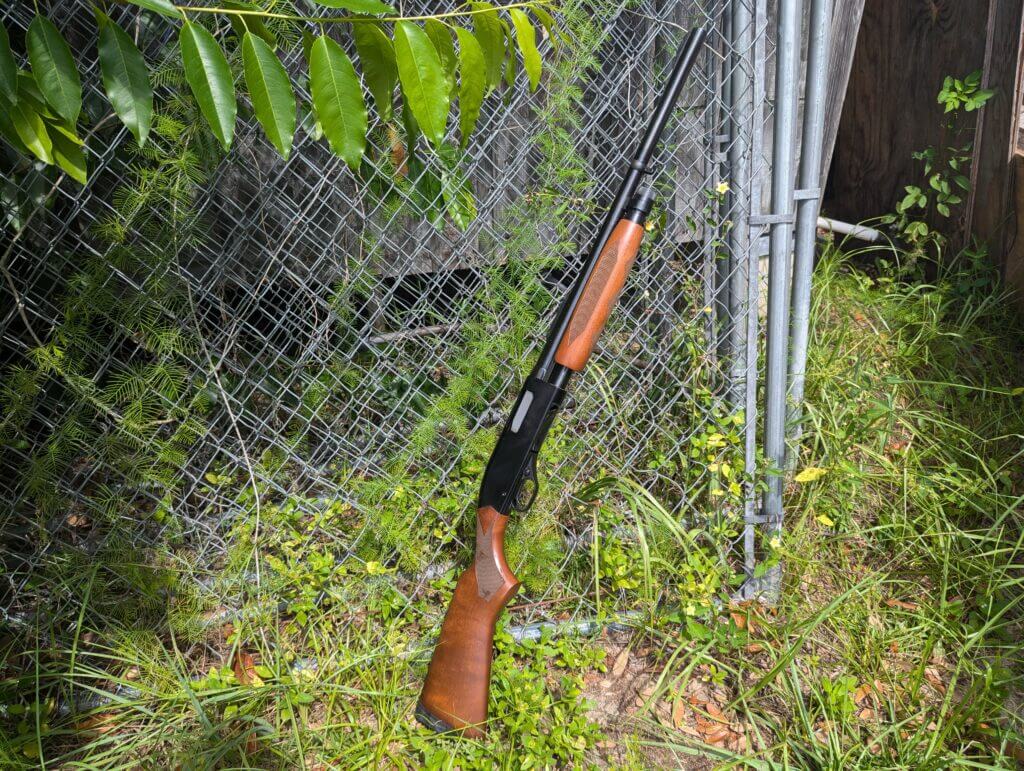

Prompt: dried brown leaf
[671,698,686,729]
[75,712,117,734]
[704,726,732,746]
[924,667,947,694]
[884,598,919,611]
[612,647,629,678]
[233,651,257,686]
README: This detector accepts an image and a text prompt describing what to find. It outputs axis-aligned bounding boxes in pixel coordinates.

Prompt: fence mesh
[0,0,777,645]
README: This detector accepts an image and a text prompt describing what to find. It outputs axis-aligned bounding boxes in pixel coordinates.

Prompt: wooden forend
[554,219,645,371]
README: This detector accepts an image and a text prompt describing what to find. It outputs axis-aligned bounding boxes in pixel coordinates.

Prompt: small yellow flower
[795,466,828,483]
[716,181,730,195]
[769,535,782,550]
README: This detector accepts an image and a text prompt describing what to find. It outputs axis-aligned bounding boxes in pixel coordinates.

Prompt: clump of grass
[636,241,1024,766]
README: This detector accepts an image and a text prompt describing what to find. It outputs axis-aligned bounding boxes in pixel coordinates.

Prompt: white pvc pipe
[816,216,883,243]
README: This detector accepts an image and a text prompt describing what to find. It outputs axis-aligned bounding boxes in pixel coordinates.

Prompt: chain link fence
[0,0,811,646]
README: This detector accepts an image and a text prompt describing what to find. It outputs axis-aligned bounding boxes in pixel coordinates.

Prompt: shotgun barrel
[417,26,708,738]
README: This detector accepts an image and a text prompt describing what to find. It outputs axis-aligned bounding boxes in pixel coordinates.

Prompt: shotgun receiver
[417,27,708,737]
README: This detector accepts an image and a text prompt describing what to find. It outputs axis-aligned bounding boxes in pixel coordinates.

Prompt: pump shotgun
[417,26,708,737]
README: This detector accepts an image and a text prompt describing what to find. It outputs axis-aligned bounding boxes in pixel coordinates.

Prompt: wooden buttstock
[418,506,520,738]
[555,218,645,371]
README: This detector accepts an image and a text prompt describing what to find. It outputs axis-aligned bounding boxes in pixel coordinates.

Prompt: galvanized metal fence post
[786,0,833,462]
[760,0,804,598]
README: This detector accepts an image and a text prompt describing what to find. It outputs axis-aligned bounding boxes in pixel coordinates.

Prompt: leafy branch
[0,0,559,183]
[882,70,995,248]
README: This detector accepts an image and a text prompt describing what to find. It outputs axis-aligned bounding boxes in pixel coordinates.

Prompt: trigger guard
[512,478,538,512]
[511,456,540,512]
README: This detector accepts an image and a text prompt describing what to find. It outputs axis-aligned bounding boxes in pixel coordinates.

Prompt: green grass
[2,242,1022,768]
[636,242,1024,768]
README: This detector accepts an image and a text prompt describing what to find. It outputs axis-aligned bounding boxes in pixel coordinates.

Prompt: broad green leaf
[309,35,366,169]
[26,16,82,123]
[48,122,87,184]
[0,109,30,155]
[223,1,277,48]
[312,0,396,12]
[123,0,179,17]
[352,23,397,121]
[393,21,448,148]
[180,21,237,151]
[509,9,541,91]
[10,101,53,163]
[455,28,485,147]
[242,32,295,159]
[17,72,59,121]
[44,117,84,146]
[0,25,17,105]
[502,20,516,98]
[471,2,504,92]
[301,29,316,64]
[530,5,562,49]
[424,19,456,96]
[96,11,154,146]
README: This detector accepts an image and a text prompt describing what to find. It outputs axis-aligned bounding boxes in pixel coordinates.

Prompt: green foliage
[510,9,542,91]
[241,31,296,158]
[393,20,450,148]
[352,21,398,121]
[180,20,238,151]
[26,15,82,124]
[96,10,154,146]
[309,33,366,167]
[819,673,858,722]
[881,70,994,253]
[583,476,737,616]
[937,70,995,113]
[472,2,506,92]
[313,0,397,12]
[456,27,486,145]
[0,1,557,197]
[0,24,18,104]
[2,61,215,547]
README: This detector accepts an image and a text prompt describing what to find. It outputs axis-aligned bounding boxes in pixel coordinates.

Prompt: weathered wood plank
[1004,153,1024,308]
[819,0,865,185]
[965,0,1024,260]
